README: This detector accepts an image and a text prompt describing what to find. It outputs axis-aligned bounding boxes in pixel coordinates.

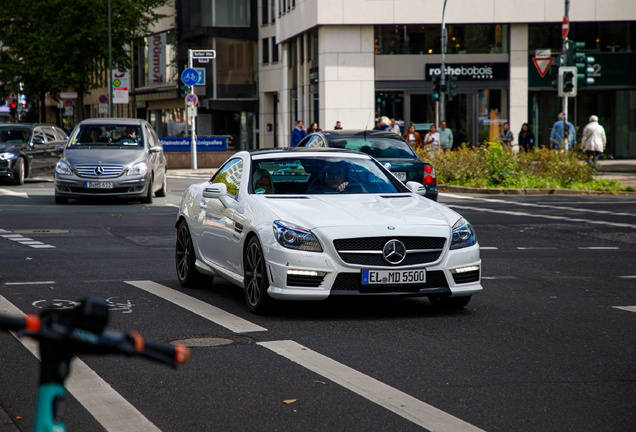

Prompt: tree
[0,0,170,122]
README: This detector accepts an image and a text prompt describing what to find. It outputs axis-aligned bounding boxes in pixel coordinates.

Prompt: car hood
[255,194,451,229]
[0,143,25,152]
[63,148,147,166]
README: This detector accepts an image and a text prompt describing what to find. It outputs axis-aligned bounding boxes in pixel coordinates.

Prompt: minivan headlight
[127,162,148,176]
[450,217,476,250]
[273,220,323,252]
[55,160,72,175]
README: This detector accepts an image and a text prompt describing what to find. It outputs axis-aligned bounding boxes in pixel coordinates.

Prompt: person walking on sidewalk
[549,113,576,150]
[581,115,606,167]
[498,122,514,148]
[439,121,454,152]
[290,120,307,147]
[518,123,536,152]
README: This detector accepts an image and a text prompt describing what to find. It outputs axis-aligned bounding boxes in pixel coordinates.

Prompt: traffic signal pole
[439,0,448,124]
[562,0,570,151]
[188,50,197,170]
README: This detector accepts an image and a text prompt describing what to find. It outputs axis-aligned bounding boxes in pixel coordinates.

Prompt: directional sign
[191,50,216,60]
[181,68,200,86]
[185,93,198,107]
[533,57,554,78]
[98,94,108,104]
[562,17,569,39]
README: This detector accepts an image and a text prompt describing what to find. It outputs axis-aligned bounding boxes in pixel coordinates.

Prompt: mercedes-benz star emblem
[387,226,395,230]
[94,166,104,176]
[382,239,406,265]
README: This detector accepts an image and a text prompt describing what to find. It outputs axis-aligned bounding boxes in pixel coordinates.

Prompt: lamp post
[108,0,113,117]
[440,0,448,124]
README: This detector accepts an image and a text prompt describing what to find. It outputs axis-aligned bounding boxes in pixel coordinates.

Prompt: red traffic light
[10,102,17,109]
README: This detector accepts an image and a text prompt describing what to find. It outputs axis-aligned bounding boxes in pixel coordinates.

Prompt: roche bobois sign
[425,63,509,81]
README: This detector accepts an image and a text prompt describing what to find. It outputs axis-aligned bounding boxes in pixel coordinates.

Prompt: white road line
[480,246,498,250]
[618,276,636,279]
[18,241,44,245]
[1,234,23,238]
[0,188,29,198]
[4,281,55,285]
[125,280,267,333]
[612,306,636,313]
[448,204,636,229]
[481,276,516,280]
[443,193,636,218]
[29,244,56,249]
[517,247,557,250]
[259,340,486,432]
[8,236,31,241]
[579,247,619,250]
[0,296,163,432]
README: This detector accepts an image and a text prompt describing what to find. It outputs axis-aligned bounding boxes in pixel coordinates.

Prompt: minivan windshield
[70,125,143,148]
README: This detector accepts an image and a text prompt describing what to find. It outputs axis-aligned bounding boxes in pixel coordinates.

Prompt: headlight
[0,152,18,161]
[273,220,323,252]
[450,217,476,250]
[55,160,72,175]
[127,162,148,176]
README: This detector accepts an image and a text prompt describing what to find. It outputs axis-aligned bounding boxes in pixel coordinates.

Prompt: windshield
[250,157,408,195]
[69,124,143,148]
[0,128,30,143]
[329,137,417,159]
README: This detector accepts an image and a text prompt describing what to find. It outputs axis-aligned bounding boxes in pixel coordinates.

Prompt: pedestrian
[308,123,319,134]
[334,121,342,130]
[581,115,606,167]
[518,123,535,152]
[438,121,454,152]
[423,124,440,152]
[390,118,401,135]
[498,122,514,148]
[402,124,422,150]
[374,116,392,132]
[549,113,576,150]
[290,120,307,147]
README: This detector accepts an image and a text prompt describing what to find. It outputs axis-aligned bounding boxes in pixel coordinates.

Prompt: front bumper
[54,174,150,199]
[263,233,482,301]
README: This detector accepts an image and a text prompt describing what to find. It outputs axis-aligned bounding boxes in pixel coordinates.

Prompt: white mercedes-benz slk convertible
[175,148,482,313]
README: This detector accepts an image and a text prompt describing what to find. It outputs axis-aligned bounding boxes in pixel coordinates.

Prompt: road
[1,174,635,432]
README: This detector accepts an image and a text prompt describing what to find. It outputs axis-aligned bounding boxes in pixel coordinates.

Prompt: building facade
[257,0,636,157]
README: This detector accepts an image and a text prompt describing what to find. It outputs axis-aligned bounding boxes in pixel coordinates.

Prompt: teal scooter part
[34,384,67,432]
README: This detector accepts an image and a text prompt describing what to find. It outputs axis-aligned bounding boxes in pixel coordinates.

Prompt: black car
[297,129,437,201]
[0,124,68,185]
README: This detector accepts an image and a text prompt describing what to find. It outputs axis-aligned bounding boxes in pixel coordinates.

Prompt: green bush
[418,143,634,192]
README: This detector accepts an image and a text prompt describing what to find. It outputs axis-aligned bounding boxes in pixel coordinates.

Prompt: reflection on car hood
[257,194,450,229]
[0,143,22,152]
[63,148,146,166]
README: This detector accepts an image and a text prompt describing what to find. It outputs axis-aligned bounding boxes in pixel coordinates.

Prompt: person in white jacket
[581,115,606,166]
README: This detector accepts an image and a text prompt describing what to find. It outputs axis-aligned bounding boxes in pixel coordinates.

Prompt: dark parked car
[297,129,437,201]
[54,118,167,204]
[0,124,68,185]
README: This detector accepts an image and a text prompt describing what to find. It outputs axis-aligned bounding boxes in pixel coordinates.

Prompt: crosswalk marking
[612,306,636,313]
[259,340,486,432]
[0,229,56,248]
[0,295,162,432]
[125,280,267,333]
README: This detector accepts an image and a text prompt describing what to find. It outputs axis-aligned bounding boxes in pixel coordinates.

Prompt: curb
[439,185,636,195]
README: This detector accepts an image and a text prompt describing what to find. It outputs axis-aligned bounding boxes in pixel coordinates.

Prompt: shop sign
[426,63,509,81]
[148,33,166,86]
[159,136,227,152]
[112,66,129,104]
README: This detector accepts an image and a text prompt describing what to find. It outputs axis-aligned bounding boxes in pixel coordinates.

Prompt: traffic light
[179,85,191,98]
[568,41,595,87]
[446,75,458,101]
[9,102,17,118]
[558,66,577,97]
[432,75,441,101]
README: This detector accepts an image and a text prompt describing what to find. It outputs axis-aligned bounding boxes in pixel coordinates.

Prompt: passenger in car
[252,168,275,194]
[89,128,101,143]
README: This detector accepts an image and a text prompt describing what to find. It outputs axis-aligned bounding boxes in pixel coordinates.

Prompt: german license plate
[85,181,113,189]
[394,172,407,181]
[362,269,426,285]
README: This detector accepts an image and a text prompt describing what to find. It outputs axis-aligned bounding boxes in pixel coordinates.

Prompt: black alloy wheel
[12,158,25,185]
[428,295,471,310]
[175,221,211,287]
[244,237,271,314]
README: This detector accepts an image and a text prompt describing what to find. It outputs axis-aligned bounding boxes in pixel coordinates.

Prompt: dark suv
[0,124,68,185]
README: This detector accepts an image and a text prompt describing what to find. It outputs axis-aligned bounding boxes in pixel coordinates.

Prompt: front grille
[331,270,449,293]
[333,236,445,267]
[75,165,124,178]
[452,270,480,284]
[286,274,325,287]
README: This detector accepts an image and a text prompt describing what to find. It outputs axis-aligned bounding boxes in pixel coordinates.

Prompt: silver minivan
[54,118,167,204]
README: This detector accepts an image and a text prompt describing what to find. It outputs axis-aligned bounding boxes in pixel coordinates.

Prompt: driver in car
[309,163,349,193]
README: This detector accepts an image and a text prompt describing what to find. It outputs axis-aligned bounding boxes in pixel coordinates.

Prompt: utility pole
[440,0,448,124]
[561,0,570,151]
[108,0,113,117]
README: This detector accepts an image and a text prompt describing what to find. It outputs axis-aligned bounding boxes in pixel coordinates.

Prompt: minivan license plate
[362,269,426,285]
[85,182,113,189]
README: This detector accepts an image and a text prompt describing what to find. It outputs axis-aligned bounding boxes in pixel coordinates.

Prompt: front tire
[156,173,167,197]
[141,176,154,204]
[244,237,271,314]
[429,295,471,310]
[176,221,211,287]
[12,158,25,185]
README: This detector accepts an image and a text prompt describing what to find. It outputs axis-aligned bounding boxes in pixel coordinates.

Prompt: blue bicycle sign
[181,68,200,86]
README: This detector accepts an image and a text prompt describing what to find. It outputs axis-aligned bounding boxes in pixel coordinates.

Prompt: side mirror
[55,144,66,153]
[32,138,44,145]
[149,145,162,153]
[202,183,230,207]
[406,181,426,196]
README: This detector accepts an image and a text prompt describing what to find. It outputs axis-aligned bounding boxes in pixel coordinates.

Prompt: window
[201,0,250,27]
[262,0,268,25]
[271,0,275,23]
[272,37,279,62]
[262,38,269,64]
[42,127,57,143]
[213,158,243,198]
[529,22,636,54]
[215,38,257,98]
